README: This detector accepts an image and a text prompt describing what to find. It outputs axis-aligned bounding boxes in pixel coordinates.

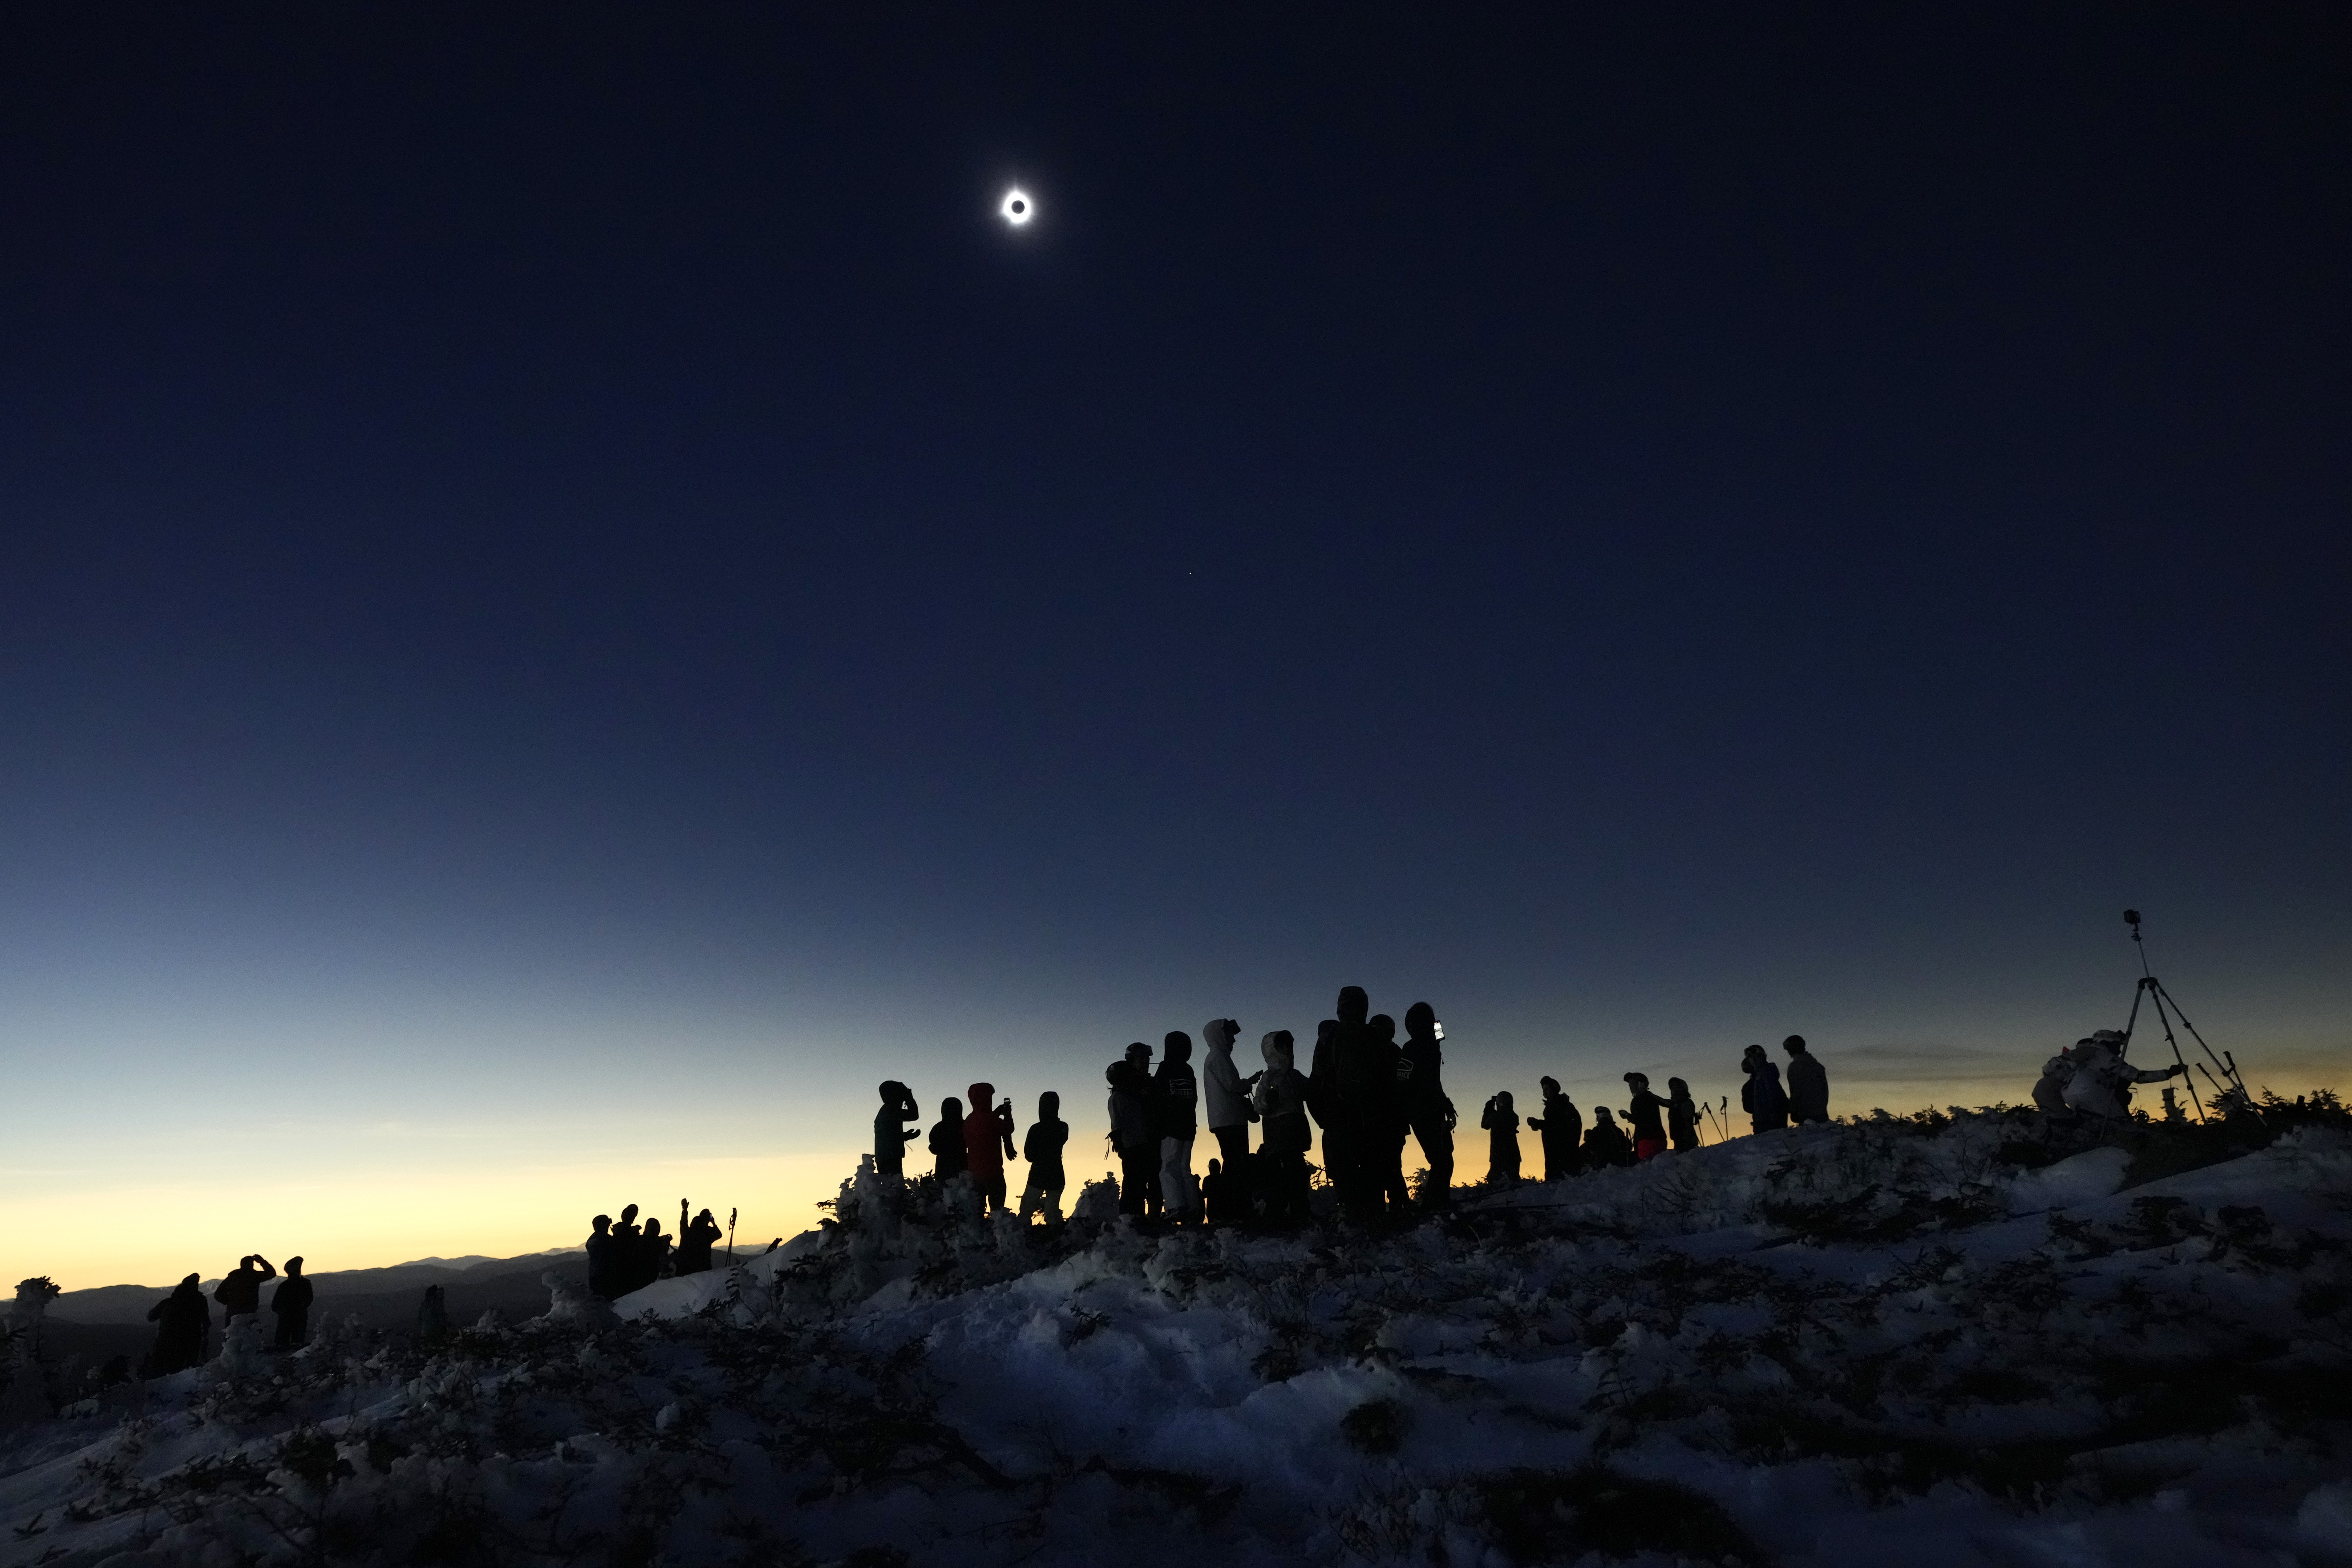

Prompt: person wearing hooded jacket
[963,1083,1018,1214]
[1783,1036,1830,1123]
[1251,1030,1312,1227]
[1529,1077,1582,1178]
[1741,1046,1789,1134]
[1201,1019,1259,1219]
[1304,1018,1344,1203]
[1106,1055,1158,1218]
[2063,1032,2183,1119]
[145,1274,210,1375]
[1155,1031,1201,1222]
[1398,1002,1456,1208]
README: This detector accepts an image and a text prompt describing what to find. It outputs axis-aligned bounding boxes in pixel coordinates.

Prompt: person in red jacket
[963,1082,1018,1214]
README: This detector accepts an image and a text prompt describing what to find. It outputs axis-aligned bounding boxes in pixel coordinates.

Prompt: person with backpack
[1019,1090,1070,1224]
[1782,1036,1830,1124]
[1251,1029,1312,1228]
[1398,1003,1456,1209]
[144,1274,209,1374]
[1155,1031,1202,1224]
[1529,1077,1582,1179]
[1202,1019,1258,1219]
[1741,1045,1790,1134]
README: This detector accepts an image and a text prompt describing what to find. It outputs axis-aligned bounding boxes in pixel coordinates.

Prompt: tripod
[2120,909,2251,1121]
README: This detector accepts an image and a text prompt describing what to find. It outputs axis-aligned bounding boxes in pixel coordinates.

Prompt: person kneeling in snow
[1019,1091,1069,1224]
[2062,1031,2183,1120]
[1584,1106,1634,1168]
[1482,1091,1521,1186]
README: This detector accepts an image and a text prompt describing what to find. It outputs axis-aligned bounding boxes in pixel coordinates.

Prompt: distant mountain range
[46,1248,583,1326]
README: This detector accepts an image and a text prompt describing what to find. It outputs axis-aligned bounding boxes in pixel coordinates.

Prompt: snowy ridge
[4,1108,2350,1566]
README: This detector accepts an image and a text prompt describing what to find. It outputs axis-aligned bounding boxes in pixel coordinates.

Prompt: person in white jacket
[1202,1018,1259,1219]
[2062,1030,2183,1120]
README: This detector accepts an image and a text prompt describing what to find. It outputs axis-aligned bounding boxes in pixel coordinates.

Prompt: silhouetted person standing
[874,1080,923,1178]
[1622,1073,1671,1161]
[214,1255,275,1326]
[145,1275,208,1374]
[640,1215,673,1281]
[1667,1078,1700,1151]
[271,1257,314,1349]
[1742,1045,1789,1133]
[1398,1003,1456,1209]
[1328,987,1391,1219]
[677,1205,724,1274]
[586,1215,619,1299]
[930,1097,969,1184]
[1252,1029,1312,1228]
[1782,1036,1830,1123]
[1530,1077,1582,1179]
[1481,1091,1521,1185]
[1156,1031,1201,1223]
[1304,1018,1343,1203]
[1201,1019,1258,1218]
[1019,1090,1069,1224]
[417,1284,447,1345]
[963,1082,1018,1215]
[1107,1055,1158,1218]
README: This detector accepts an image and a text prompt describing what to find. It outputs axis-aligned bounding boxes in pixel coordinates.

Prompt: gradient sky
[5,7,2348,1292]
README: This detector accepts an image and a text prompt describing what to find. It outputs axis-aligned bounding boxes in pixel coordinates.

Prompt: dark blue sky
[3,5,2347,1275]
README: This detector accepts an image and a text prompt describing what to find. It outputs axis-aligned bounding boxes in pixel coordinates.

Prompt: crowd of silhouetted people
[864,987,1833,1231]
[140,1254,315,1376]
[584,1199,731,1301]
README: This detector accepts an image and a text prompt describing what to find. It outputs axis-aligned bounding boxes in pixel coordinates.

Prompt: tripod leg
[2146,988,2207,1122]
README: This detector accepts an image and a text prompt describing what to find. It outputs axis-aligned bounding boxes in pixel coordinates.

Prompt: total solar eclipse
[999,188,1034,226]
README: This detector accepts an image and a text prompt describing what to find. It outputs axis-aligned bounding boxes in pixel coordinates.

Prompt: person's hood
[1404,1001,1437,1040]
[1336,986,1369,1024]
[1204,1018,1237,1054]
[1163,1033,1193,1063]
[1038,1091,1060,1117]
[1260,1030,1293,1071]
[968,1082,993,1108]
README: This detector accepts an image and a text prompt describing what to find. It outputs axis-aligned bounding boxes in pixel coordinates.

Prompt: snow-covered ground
[4,1105,2350,1567]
